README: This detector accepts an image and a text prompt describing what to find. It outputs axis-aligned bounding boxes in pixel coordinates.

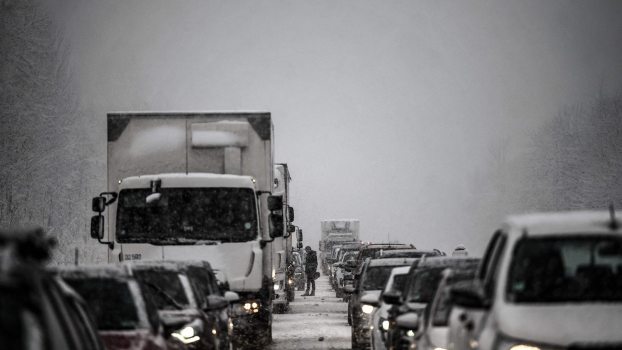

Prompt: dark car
[346,257,417,350]
[0,227,104,350]
[58,264,170,350]
[126,261,236,350]
[383,256,480,350]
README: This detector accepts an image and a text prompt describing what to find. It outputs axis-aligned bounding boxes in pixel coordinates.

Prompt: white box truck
[89,112,282,347]
[319,219,360,274]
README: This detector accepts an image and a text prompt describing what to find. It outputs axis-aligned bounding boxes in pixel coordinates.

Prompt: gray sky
[58,0,622,254]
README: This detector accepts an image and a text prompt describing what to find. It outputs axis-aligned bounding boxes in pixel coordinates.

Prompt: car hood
[497,303,622,346]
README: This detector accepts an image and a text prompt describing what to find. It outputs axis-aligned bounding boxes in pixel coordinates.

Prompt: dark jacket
[305,250,318,273]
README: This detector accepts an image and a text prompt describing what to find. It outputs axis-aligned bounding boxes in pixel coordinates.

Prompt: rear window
[65,278,140,331]
[507,235,622,303]
[406,267,445,303]
[362,266,394,290]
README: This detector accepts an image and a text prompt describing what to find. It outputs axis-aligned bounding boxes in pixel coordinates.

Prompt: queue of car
[326,209,622,350]
[0,227,244,350]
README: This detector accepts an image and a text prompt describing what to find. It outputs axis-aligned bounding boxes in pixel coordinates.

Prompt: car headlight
[171,325,201,344]
[381,319,390,331]
[274,282,280,291]
[288,278,293,285]
[509,346,540,350]
[361,304,375,314]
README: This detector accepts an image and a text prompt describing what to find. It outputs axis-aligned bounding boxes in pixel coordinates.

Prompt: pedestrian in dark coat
[302,246,317,296]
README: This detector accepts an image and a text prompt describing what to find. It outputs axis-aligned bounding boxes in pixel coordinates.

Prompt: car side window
[477,230,502,281]
[483,232,507,297]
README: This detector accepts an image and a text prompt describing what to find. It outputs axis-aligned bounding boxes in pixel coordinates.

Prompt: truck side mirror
[92,196,106,213]
[90,215,104,239]
[297,229,303,242]
[297,241,303,249]
[267,195,283,211]
[269,214,284,238]
[288,206,294,222]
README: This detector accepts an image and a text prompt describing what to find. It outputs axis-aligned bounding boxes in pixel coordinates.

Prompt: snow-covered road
[268,275,351,349]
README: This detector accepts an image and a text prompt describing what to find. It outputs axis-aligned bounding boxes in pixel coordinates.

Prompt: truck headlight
[509,346,540,350]
[233,301,261,315]
[381,319,390,331]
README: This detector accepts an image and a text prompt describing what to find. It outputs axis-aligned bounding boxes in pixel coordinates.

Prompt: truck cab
[90,112,280,347]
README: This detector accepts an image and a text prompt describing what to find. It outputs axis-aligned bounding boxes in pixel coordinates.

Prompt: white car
[369,266,411,350]
[447,210,622,350]
[414,267,478,350]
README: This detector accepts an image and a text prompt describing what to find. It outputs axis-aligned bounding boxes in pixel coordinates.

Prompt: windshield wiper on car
[143,281,184,310]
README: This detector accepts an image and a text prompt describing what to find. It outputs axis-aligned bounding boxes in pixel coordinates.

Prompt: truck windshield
[116,187,258,243]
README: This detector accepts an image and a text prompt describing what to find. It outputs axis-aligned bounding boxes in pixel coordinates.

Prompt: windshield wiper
[143,281,184,310]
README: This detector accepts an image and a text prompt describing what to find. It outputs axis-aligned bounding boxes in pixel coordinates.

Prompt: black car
[346,257,417,350]
[383,256,480,350]
[0,227,104,350]
[126,261,237,350]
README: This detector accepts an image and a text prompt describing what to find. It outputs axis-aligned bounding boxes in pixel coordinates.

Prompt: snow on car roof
[417,256,480,268]
[122,260,213,272]
[368,258,417,267]
[53,263,131,279]
[504,210,622,236]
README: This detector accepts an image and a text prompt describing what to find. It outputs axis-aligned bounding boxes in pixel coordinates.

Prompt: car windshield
[116,187,257,243]
[406,267,445,303]
[362,266,395,290]
[507,235,622,303]
[134,270,190,310]
[65,278,140,330]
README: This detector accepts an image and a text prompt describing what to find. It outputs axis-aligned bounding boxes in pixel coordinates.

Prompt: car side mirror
[269,214,284,238]
[396,312,419,331]
[224,291,240,303]
[267,195,283,211]
[450,282,490,309]
[288,206,294,222]
[90,215,104,239]
[382,290,402,305]
[203,295,228,311]
[360,293,380,307]
[92,196,106,213]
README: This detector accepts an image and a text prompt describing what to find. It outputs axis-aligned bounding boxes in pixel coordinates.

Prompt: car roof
[504,210,622,236]
[377,249,440,258]
[368,257,417,267]
[416,256,480,268]
[54,263,131,279]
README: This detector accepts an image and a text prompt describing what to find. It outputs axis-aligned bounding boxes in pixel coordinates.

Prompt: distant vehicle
[0,227,104,350]
[126,261,238,350]
[383,256,480,350]
[346,258,417,350]
[319,219,361,274]
[331,242,363,289]
[368,266,411,350]
[57,264,168,350]
[354,244,417,269]
[334,250,360,298]
[448,210,622,350]
[89,112,282,346]
[412,266,478,350]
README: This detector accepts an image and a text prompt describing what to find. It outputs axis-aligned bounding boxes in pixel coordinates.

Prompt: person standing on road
[302,246,317,296]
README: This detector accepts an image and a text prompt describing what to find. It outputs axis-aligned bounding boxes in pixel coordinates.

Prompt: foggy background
[1,0,621,264]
